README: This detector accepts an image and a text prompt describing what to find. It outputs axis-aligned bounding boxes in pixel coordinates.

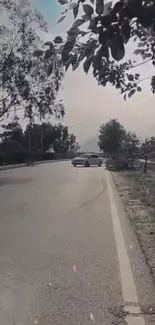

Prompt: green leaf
[73,3,79,19]
[67,27,80,36]
[99,30,108,45]
[63,41,74,54]
[138,42,144,47]
[33,50,44,57]
[80,30,89,36]
[57,14,66,23]
[61,51,70,64]
[83,57,92,74]
[67,34,77,43]
[110,34,125,61]
[128,89,136,98]
[44,48,55,59]
[96,0,104,15]
[65,56,73,71]
[55,44,64,54]
[134,49,142,55]
[123,93,127,101]
[81,14,90,22]
[72,61,79,71]
[58,0,68,4]
[44,42,54,48]
[89,18,98,31]
[69,2,78,9]
[100,44,109,59]
[135,73,140,79]
[71,19,85,29]
[121,19,131,43]
[103,1,112,16]
[142,53,148,60]
[46,63,53,77]
[83,4,94,17]
[71,53,78,66]
[93,48,102,71]
[83,40,97,58]
[127,74,134,81]
[54,36,63,44]
[61,36,76,63]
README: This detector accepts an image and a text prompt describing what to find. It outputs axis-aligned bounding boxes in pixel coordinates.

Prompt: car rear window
[90,155,99,158]
[80,154,90,158]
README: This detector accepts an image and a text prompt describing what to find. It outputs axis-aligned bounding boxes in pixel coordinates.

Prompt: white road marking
[106,172,145,325]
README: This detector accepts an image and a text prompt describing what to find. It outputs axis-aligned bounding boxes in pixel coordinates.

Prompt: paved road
[0,162,155,325]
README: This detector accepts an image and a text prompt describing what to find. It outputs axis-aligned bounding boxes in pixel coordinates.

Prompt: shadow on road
[0,177,33,187]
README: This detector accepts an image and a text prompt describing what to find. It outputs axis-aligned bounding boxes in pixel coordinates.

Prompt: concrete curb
[0,159,70,171]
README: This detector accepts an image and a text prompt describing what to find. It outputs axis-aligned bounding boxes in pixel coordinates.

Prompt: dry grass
[113,165,155,279]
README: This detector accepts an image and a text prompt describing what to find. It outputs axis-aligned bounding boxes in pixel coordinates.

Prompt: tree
[0,116,24,148]
[0,116,28,164]
[24,122,79,153]
[24,124,41,152]
[0,119,79,164]
[139,138,153,172]
[0,0,64,121]
[140,137,155,159]
[99,119,140,170]
[98,119,126,155]
[50,0,155,99]
[121,131,140,156]
[69,133,80,152]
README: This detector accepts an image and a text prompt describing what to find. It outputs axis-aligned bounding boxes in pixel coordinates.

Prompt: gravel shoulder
[112,166,155,280]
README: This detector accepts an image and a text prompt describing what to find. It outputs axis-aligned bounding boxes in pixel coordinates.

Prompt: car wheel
[98,161,102,167]
[85,161,90,167]
[73,164,76,167]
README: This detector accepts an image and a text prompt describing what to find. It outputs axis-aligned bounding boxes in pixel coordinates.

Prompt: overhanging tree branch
[0,95,17,118]
[53,0,155,99]
[0,0,64,120]
[131,58,152,70]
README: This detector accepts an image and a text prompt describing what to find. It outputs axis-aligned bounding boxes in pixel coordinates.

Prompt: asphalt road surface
[0,161,155,325]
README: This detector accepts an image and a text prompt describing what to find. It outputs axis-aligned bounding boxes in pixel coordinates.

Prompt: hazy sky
[32,0,155,144]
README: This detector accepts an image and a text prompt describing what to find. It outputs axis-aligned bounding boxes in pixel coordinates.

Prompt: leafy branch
[130,58,152,69]
[52,0,155,99]
[0,0,64,120]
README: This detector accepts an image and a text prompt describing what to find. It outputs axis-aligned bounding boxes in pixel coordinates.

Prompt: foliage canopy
[98,118,139,155]
[0,117,79,154]
[0,0,64,120]
[52,0,155,99]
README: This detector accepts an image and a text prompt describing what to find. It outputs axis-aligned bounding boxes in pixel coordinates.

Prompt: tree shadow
[0,177,33,187]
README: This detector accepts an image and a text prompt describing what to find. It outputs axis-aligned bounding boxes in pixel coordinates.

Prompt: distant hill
[80,137,99,153]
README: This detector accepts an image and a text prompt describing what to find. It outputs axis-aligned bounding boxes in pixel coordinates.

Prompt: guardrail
[0,159,70,171]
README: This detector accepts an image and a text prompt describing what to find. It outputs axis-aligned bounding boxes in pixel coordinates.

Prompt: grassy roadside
[112,165,155,280]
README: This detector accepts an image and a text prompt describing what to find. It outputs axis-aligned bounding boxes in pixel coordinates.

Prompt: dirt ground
[112,164,155,280]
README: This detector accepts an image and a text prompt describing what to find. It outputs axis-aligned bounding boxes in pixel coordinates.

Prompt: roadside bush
[106,156,135,171]
[0,149,74,166]
[0,149,30,165]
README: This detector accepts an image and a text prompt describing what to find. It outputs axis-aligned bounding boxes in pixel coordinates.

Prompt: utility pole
[28,115,34,154]
[28,127,31,152]
[41,121,43,153]
[28,121,31,153]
